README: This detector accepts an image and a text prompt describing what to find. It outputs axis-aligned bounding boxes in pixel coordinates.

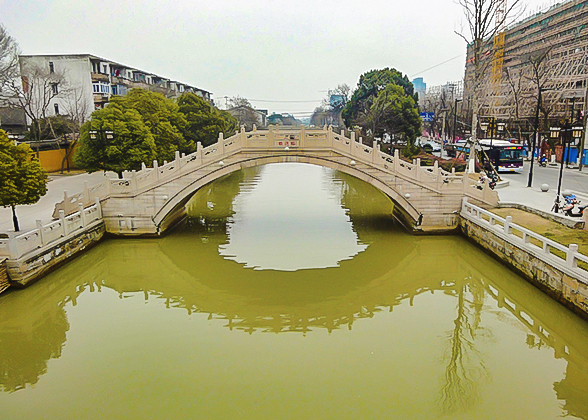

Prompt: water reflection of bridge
[1,168,587,418]
[2,229,588,417]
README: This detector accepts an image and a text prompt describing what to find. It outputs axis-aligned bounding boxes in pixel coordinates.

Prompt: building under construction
[463,0,588,137]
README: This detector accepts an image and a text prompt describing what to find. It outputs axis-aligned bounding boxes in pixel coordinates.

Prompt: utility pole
[580,85,588,171]
[527,87,542,188]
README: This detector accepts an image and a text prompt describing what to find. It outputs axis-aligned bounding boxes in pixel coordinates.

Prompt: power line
[410,54,464,78]
[249,99,323,103]
[218,96,322,103]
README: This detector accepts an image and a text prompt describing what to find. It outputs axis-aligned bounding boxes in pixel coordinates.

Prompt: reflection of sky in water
[219,163,368,270]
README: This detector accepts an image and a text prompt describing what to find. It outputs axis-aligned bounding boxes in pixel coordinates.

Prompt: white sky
[1,0,556,116]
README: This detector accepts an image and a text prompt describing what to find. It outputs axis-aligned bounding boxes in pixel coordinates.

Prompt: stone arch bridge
[55,126,498,235]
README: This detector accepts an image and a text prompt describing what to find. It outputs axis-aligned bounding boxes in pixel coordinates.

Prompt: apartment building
[464,0,588,122]
[18,54,212,120]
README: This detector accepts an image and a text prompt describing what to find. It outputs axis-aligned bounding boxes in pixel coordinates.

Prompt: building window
[49,62,54,73]
[51,83,58,95]
[54,103,59,114]
[92,82,111,94]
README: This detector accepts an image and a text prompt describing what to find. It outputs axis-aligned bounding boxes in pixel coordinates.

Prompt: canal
[1,163,588,419]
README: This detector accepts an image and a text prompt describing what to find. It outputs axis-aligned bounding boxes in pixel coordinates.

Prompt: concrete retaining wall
[460,217,588,319]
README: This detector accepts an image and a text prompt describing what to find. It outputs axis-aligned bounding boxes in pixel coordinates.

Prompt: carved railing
[0,200,103,260]
[461,198,588,280]
[48,126,496,218]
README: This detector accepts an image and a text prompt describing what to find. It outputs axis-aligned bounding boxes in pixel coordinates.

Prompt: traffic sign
[420,112,435,122]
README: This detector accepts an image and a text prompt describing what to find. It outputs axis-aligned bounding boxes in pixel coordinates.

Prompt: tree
[342,68,415,127]
[227,96,261,130]
[178,92,239,147]
[0,129,48,231]
[73,102,157,178]
[115,89,191,161]
[7,63,67,150]
[0,24,19,95]
[456,0,522,150]
[360,85,422,149]
[311,84,351,127]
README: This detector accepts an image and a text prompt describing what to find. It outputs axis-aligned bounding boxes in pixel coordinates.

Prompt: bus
[453,139,524,173]
[479,139,524,173]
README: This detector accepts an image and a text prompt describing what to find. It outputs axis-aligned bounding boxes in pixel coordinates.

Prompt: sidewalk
[0,171,116,234]
[498,163,588,215]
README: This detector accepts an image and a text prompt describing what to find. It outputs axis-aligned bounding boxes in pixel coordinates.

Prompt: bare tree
[456,0,523,165]
[56,86,91,172]
[0,24,20,95]
[7,64,68,149]
[227,96,261,130]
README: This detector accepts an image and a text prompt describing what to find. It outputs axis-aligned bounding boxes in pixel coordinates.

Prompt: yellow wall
[37,146,78,173]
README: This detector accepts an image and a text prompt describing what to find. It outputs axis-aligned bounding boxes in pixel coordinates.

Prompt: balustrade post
[461,197,468,214]
[78,202,86,228]
[153,160,159,180]
[218,132,225,156]
[196,142,203,165]
[567,244,579,268]
[351,132,356,156]
[327,125,334,147]
[7,233,18,260]
[175,151,181,167]
[36,220,46,245]
[130,170,138,191]
[415,158,421,181]
[141,162,147,170]
[59,210,67,236]
[300,125,306,148]
[433,160,439,176]
[372,141,379,163]
[504,216,512,235]
[95,197,102,218]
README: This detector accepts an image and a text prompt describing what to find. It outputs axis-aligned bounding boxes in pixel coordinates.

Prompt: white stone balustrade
[0,199,103,260]
[50,126,496,222]
[461,198,588,280]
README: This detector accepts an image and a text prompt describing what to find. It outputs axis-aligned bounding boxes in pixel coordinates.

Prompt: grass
[491,207,588,270]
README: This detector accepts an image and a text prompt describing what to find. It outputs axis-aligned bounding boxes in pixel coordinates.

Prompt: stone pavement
[0,171,116,234]
[498,162,588,215]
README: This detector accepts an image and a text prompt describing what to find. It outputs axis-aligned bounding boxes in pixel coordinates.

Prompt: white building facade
[18,54,212,121]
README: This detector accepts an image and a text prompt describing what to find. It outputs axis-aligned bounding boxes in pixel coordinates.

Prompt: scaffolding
[464,0,588,125]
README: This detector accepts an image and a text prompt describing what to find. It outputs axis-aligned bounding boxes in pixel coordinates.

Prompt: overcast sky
[2,0,555,116]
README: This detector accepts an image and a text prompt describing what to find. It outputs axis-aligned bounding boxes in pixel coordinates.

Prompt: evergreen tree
[119,89,192,160]
[0,130,48,231]
[74,103,157,178]
[177,93,239,147]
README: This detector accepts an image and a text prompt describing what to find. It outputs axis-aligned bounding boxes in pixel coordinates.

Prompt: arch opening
[156,153,420,234]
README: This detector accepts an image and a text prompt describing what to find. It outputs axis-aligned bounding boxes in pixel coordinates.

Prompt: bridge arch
[154,152,421,233]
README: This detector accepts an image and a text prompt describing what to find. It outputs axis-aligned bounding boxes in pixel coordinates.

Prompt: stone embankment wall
[0,200,105,290]
[6,222,105,287]
[0,259,9,294]
[461,200,588,319]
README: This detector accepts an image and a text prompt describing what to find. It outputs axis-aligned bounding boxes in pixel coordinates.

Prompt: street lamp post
[550,125,563,212]
[550,120,583,212]
[453,98,462,144]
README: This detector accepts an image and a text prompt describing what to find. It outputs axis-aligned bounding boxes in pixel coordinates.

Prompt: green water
[1,163,588,419]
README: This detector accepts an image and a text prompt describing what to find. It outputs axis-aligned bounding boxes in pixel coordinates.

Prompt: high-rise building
[464,0,588,123]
